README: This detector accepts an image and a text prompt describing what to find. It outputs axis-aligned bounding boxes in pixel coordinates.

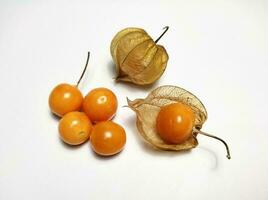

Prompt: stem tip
[155,26,169,43]
[196,129,231,160]
[76,51,90,87]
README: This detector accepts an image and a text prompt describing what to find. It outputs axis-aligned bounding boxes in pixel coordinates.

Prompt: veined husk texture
[127,85,208,151]
[110,28,169,85]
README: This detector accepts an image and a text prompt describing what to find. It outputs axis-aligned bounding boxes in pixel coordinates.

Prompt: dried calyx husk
[127,85,231,159]
[110,27,169,85]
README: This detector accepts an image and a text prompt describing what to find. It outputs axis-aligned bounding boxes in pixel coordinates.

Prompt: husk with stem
[127,85,231,159]
[110,27,169,85]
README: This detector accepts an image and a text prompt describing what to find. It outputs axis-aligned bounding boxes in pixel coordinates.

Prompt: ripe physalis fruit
[110,26,169,85]
[49,52,90,117]
[127,85,231,159]
[90,121,126,156]
[59,111,92,145]
[83,88,118,123]
[156,102,195,144]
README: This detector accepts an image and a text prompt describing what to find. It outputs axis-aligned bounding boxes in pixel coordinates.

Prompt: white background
[0,0,267,199]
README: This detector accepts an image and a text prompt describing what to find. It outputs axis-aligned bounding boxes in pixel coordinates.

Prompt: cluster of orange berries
[48,53,126,156]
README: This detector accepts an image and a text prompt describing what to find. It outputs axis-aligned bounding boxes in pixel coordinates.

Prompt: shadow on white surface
[197,145,219,170]
[106,60,117,79]
[49,110,61,121]
[88,145,124,161]
[58,137,88,150]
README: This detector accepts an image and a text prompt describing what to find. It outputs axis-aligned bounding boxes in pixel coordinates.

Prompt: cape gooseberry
[90,121,126,156]
[49,52,90,117]
[83,88,118,123]
[59,111,92,145]
[110,27,169,85]
[127,85,231,159]
[156,102,195,144]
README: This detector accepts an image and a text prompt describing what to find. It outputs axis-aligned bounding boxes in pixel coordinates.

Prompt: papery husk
[110,27,169,85]
[127,85,208,151]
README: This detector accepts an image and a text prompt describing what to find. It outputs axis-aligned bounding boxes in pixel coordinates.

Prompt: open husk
[127,85,208,151]
[110,27,169,85]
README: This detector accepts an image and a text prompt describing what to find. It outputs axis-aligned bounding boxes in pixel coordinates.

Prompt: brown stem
[195,129,231,159]
[154,26,169,43]
[76,51,90,87]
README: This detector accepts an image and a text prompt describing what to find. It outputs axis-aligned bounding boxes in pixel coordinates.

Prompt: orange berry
[156,102,195,144]
[83,88,118,123]
[90,121,126,156]
[59,111,92,145]
[49,83,83,117]
[48,52,90,117]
